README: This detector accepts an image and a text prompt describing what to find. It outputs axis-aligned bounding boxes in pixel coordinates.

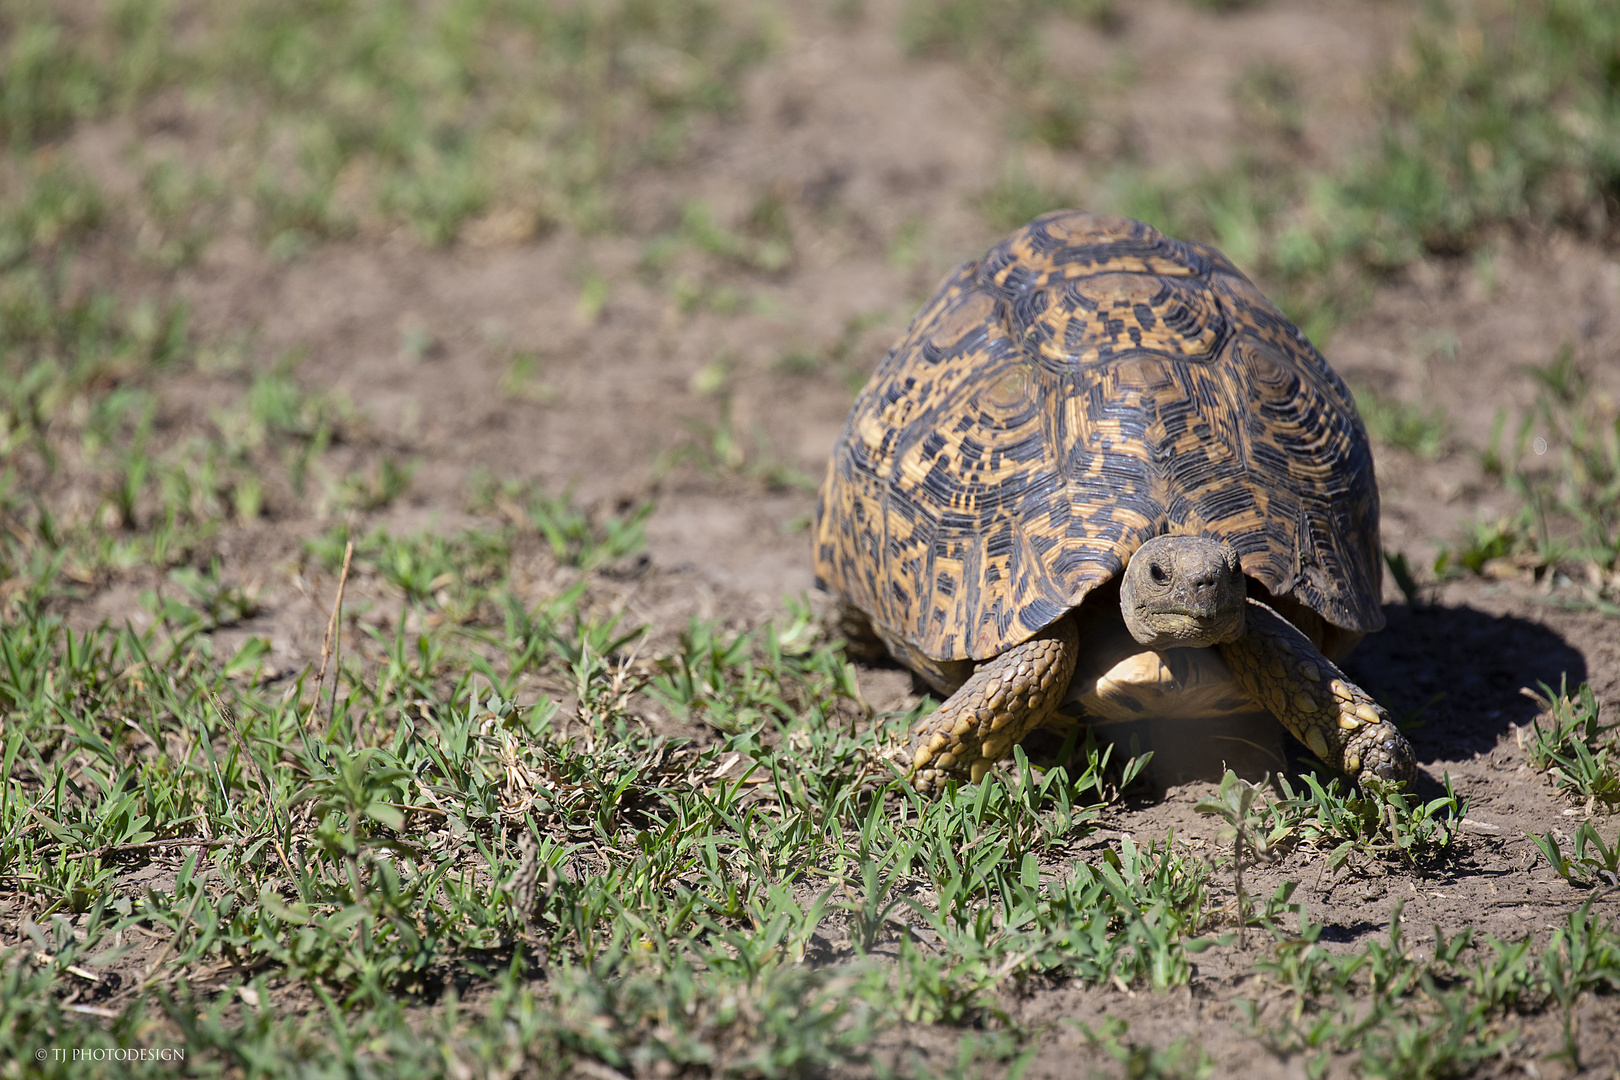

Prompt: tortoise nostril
[1150,563,1168,585]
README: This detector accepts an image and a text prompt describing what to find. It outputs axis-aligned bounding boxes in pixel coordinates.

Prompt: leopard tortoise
[813,211,1416,792]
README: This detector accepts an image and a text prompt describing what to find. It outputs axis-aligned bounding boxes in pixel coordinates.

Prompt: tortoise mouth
[1142,601,1225,620]
[1136,609,1239,643]
[1138,590,1244,625]
[1124,601,1248,649]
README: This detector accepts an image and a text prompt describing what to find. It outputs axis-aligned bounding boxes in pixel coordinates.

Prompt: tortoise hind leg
[832,602,890,662]
[1217,600,1417,787]
[909,617,1080,792]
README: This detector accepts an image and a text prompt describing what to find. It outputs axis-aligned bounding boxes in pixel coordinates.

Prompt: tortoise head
[1120,535,1246,649]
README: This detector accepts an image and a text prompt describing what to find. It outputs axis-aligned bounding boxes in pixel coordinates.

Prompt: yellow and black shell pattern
[813,211,1382,664]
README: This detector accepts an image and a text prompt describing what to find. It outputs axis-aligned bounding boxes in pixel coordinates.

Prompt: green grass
[1523,681,1618,888]
[1352,385,1450,460]
[9,379,1589,1075]
[1434,349,1620,598]
[978,166,1083,234]
[1523,680,1620,810]
[7,555,1616,1075]
[1,0,772,252]
[0,245,352,584]
[899,0,1117,150]
[1534,819,1620,890]
[1195,769,1469,926]
[5,0,1620,1074]
[0,556,1205,1073]
[657,394,819,494]
[468,473,654,572]
[773,313,892,394]
[1248,901,1620,1077]
[1349,0,1620,257]
[0,0,172,150]
[973,0,1620,342]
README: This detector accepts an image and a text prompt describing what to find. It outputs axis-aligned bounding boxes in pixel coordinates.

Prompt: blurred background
[2,0,1618,633]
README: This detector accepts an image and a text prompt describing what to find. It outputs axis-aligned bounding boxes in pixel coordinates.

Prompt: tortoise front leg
[909,617,1079,793]
[1218,600,1417,787]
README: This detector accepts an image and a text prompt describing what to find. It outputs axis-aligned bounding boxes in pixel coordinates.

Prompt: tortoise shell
[813,211,1382,665]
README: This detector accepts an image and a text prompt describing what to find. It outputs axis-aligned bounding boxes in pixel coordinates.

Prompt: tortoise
[813,211,1416,792]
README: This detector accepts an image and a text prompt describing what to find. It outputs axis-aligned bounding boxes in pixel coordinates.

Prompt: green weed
[331,457,416,514]
[1074,1017,1215,1080]
[676,198,795,275]
[1251,902,1620,1076]
[900,0,1115,149]
[1286,772,1469,872]
[1195,771,1289,931]
[1384,550,1425,608]
[1347,0,1620,258]
[978,166,1081,233]
[1196,769,1468,877]
[1524,680,1620,809]
[0,164,103,267]
[4,0,772,250]
[0,1,173,150]
[774,312,891,391]
[1080,2,1620,341]
[6,0,1620,1072]
[1232,61,1304,144]
[148,559,261,634]
[1353,384,1449,459]
[469,474,653,571]
[498,350,557,404]
[1534,819,1620,890]
[661,394,817,492]
[1432,348,1620,602]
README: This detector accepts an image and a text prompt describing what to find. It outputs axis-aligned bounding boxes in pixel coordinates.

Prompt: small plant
[1524,680,1620,808]
[1233,61,1303,144]
[1275,771,1468,871]
[1075,1017,1215,1080]
[168,560,261,627]
[1195,771,1290,932]
[214,363,344,496]
[1441,351,1620,600]
[773,312,889,390]
[0,164,104,266]
[499,351,556,403]
[468,475,652,570]
[648,619,777,733]
[1533,819,1620,890]
[661,395,817,492]
[1353,384,1448,459]
[331,457,416,513]
[900,0,1114,150]
[531,490,651,571]
[1384,550,1424,607]
[977,166,1080,233]
[676,198,794,274]
[10,0,1620,1072]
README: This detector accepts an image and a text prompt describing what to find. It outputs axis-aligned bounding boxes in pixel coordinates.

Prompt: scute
[813,210,1382,664]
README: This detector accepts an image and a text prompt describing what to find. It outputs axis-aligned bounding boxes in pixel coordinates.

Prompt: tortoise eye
[1150,563,1169,585]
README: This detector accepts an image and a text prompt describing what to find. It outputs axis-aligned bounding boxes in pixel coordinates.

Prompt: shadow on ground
[1348,601,1589,762]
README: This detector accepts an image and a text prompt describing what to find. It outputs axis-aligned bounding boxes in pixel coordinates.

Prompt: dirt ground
[39,0,1620,1075]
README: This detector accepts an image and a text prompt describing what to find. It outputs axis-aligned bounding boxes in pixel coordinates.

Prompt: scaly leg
[909,617,1079,792]
[1218,600,1416,787]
